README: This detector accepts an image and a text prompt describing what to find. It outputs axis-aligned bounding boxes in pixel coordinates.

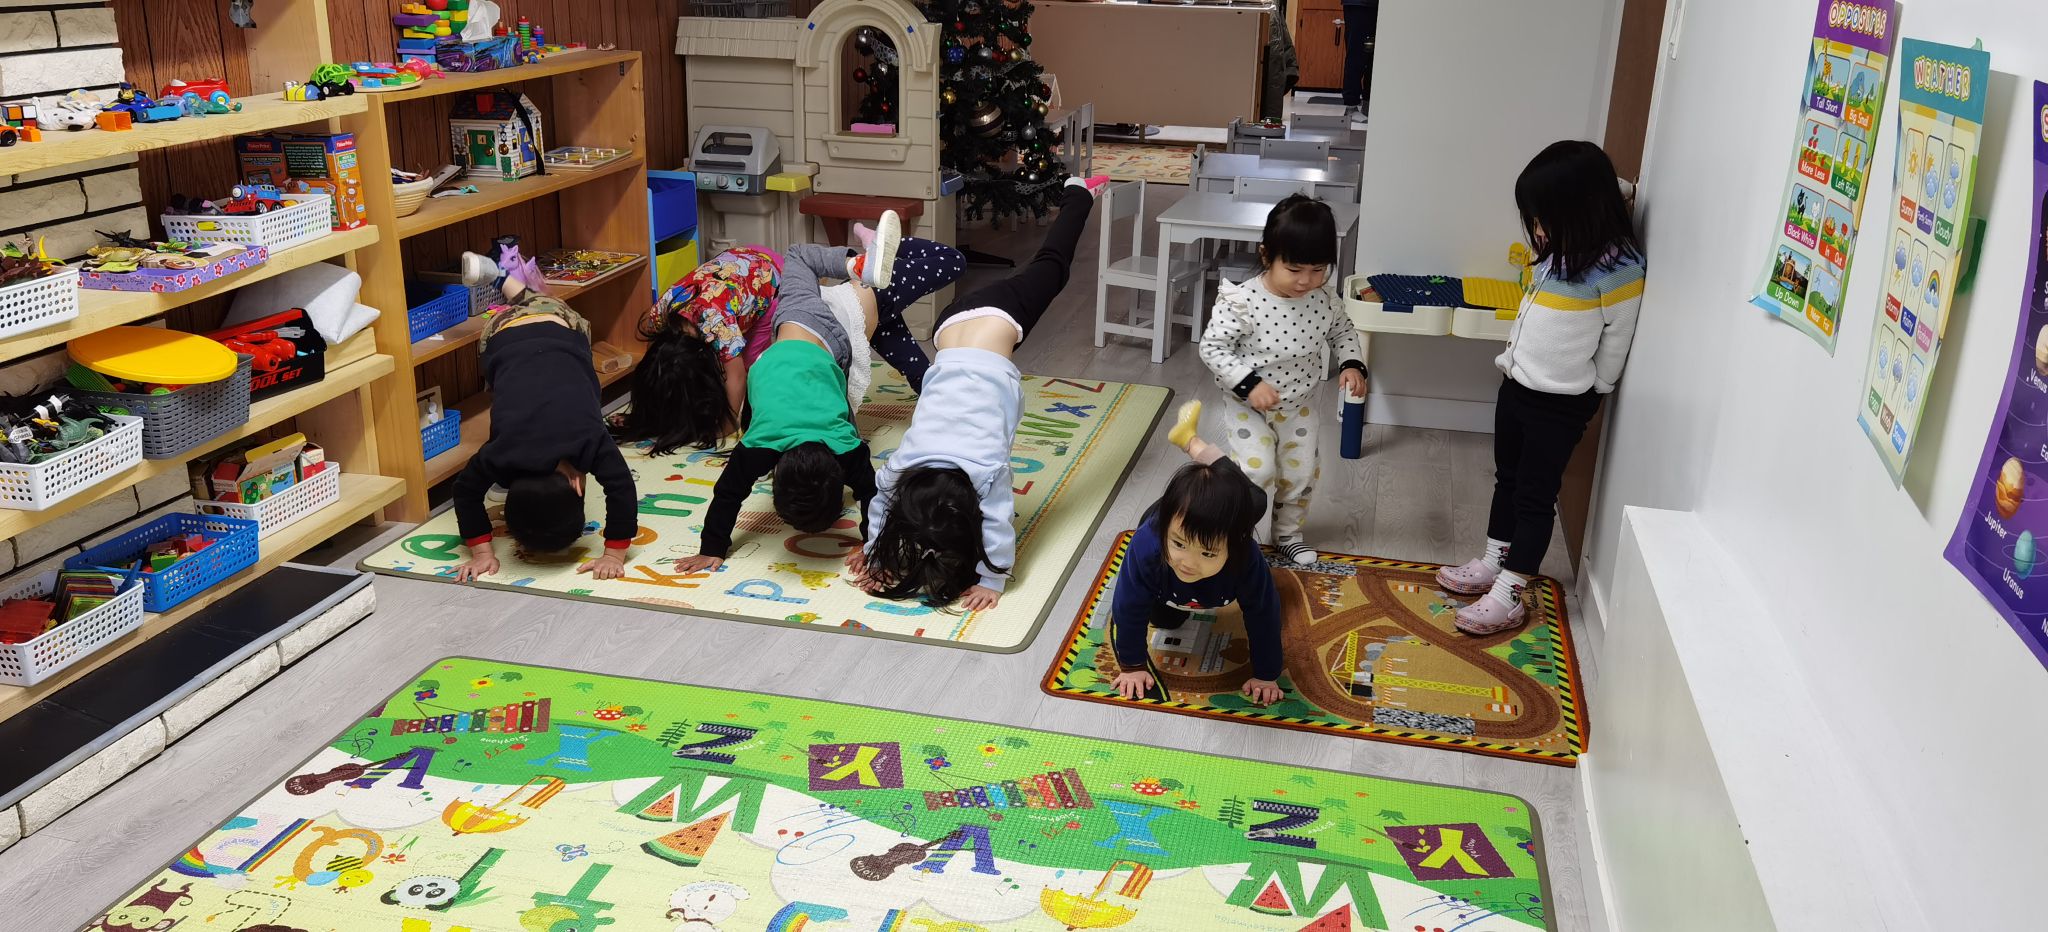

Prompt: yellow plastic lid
[1463,277,1525,311]
[765,172,813,192]
[67,327,238,383]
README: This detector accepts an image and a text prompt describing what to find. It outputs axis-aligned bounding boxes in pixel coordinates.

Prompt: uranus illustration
[2016,530,2038,579]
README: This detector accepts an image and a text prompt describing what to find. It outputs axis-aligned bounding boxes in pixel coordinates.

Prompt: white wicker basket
[195,462,341,539]
[163,194,334,252]
[0,415,144,511]
[0,569,147,686]
[0,266,81,341]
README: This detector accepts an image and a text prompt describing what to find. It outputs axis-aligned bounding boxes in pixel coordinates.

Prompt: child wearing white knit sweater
[1198,195,1368,566]
[1439,141,1646,635]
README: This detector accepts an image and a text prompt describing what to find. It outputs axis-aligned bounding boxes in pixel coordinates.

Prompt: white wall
[1587,0,2048,922]
[1355,0,1620,428]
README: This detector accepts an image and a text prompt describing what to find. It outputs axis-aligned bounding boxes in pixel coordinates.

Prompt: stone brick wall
[0,1,147,259]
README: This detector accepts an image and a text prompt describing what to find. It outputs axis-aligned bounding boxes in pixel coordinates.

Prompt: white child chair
[1096,179,1204,363]
[1259,138,1332,162]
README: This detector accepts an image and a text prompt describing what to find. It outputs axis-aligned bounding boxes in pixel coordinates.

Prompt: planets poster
[1945,80,2048,672]
[1750,0,1896,351]
[1856,40,1989,484]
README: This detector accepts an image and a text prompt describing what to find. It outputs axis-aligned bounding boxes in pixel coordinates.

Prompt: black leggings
[1487,377,1601,576]
[1342,1,1379,110]
[936,186,1094,342]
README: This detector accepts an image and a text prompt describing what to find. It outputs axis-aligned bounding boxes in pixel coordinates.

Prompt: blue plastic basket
[68,513,260,613]
[648,170,700,244]
[407,282,471,343]
[422,409,463,461]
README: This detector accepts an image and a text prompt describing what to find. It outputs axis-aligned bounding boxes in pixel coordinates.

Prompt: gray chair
[1260,138,1332,161]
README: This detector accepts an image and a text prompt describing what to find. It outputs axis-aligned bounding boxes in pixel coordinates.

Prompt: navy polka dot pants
[872,237,966,392]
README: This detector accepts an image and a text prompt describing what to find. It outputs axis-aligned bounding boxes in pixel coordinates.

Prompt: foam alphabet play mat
[361,368,1170,652]
[1043,533,1586,766]
[84,658,1555,931]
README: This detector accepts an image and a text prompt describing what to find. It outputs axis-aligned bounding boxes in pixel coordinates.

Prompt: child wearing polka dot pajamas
[1198,195,1368,565]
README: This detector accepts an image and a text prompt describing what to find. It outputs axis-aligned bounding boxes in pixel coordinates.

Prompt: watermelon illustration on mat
[642,813,730,866]
[1249,878,1293,915]
[1297,904,1352,931]
[636,785,682,821]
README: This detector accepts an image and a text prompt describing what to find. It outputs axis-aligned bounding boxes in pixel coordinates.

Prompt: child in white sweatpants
[1198,195,1367,565]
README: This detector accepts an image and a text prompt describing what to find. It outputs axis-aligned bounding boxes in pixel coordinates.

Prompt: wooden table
[1148,192,1360,362]
[1194,152,1361,199]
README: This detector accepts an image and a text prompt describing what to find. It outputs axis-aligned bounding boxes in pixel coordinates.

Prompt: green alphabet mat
[89,658,1555,931]
[1042,533,1586,766]
[361,369,1171,652]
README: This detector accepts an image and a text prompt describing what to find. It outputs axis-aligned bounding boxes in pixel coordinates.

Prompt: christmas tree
[851,1,1069,222]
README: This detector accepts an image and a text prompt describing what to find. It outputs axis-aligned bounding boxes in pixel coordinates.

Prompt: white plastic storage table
[0,570,147,686]
[1343,275,1454,336]
[0,266,81,341]
[162,194,334,252]
[1451,306,1516,341]
[0,414,144,511]
[196,462,342,539]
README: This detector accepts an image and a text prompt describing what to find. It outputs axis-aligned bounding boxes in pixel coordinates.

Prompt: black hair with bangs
[1515,140,1641,283]
[1142,459,1268,568]
[1257,195,1338,269]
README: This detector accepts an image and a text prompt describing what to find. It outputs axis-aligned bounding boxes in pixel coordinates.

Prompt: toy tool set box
[236,133,368,230]
[205,308,328,401]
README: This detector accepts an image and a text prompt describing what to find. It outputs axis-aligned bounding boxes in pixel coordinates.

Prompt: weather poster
[1751,0,1896,351]
[1945,81,2048,673]
[1856,39,1989,483]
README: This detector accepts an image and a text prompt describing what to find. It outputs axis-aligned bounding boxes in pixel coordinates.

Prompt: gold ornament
[943,87,958,106]
[968,102,1005,137]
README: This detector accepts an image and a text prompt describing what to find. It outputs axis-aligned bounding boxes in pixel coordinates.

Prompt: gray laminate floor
[0,183,1599,931]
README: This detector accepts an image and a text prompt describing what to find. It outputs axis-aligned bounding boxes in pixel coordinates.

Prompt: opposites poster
[1946,81,2048,672]
[1856,40,1990,483]
[1752,0,1897,350]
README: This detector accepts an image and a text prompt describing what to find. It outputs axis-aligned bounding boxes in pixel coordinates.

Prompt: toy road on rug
[88,658,1555,932]
[361,366,1170,652]
[1043,533,1586,766]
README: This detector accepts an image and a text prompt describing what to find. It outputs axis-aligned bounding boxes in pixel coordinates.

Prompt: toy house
[449,89,545,180]
[676,0,955,334]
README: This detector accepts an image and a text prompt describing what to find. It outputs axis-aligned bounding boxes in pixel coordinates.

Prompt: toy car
[282,81,322,102]
[107,84,181,123]
[307,64,360,99]
[0,126,15,148]
[162,79,241,115]
[217,185,288,216]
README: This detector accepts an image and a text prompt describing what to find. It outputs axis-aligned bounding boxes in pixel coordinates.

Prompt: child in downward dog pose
[1439,141,1644,635]
[1110,401,1286,705]
[1199,195,1368,565]
[854,176,1109,610]
[449,254,637,582]
[674,216,960,573]
[618,238,965,455]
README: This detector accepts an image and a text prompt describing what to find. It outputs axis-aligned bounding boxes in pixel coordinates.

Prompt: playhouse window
[841,28,898,136]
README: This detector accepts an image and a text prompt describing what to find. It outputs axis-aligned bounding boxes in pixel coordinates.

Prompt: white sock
[1481,538,1510,571]
[1485,570,1526,608]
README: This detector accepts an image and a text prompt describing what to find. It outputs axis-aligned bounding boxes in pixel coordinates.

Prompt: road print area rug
[1043,533,1587,766]
[361,368,1169,653]
[83,658,1555,932]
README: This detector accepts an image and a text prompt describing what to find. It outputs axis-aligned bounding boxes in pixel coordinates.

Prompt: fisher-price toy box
[235,133,368,231]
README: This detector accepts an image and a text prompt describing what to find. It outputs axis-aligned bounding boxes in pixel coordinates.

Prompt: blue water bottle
[1340,387,1366,459]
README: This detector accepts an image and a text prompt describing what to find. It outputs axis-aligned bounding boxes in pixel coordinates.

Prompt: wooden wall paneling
[556,55,652,351]
[244,0,334,91]
[326,0,374,62]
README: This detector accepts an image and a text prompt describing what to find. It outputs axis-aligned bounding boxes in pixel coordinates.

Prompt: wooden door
[1295,0,1346,91]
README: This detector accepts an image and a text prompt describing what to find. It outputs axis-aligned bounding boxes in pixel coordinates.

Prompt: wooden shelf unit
[349,48,653,521]
[0,0,404,724]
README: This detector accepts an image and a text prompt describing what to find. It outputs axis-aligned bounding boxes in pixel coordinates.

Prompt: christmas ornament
[992,49,1006,63]
[946,46,965,63]
[1034,101,1048,116]
[966,1,981,13]
[853,67,868,83]
[1020,125,1037,142]
[954,20,965,31]
[976,45,993,60]
[942,87,957,105]
[874,62,891,77]
[854,30,874,55]
[968,101,1004,137]
[1037,82,1051,97]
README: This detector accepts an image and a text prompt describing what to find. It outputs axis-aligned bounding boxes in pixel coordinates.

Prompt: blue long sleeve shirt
[867,347,1022,592]
[1111,518,1285,681]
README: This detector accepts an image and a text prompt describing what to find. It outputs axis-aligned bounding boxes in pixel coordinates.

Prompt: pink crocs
[1454,594,1528,636]
[1435,558,1499,596]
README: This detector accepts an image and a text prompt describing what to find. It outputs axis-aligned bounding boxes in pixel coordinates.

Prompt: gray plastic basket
[76,354,255,459]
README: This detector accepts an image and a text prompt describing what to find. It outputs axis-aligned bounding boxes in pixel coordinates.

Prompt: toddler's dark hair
[1258,194,1338,268]
[864,465,1001,607]
[1143,460,1268,566]
[504,472,584,553]
[616,315,730,455]
[1516,140,1642,283]
[772,441,845,533]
